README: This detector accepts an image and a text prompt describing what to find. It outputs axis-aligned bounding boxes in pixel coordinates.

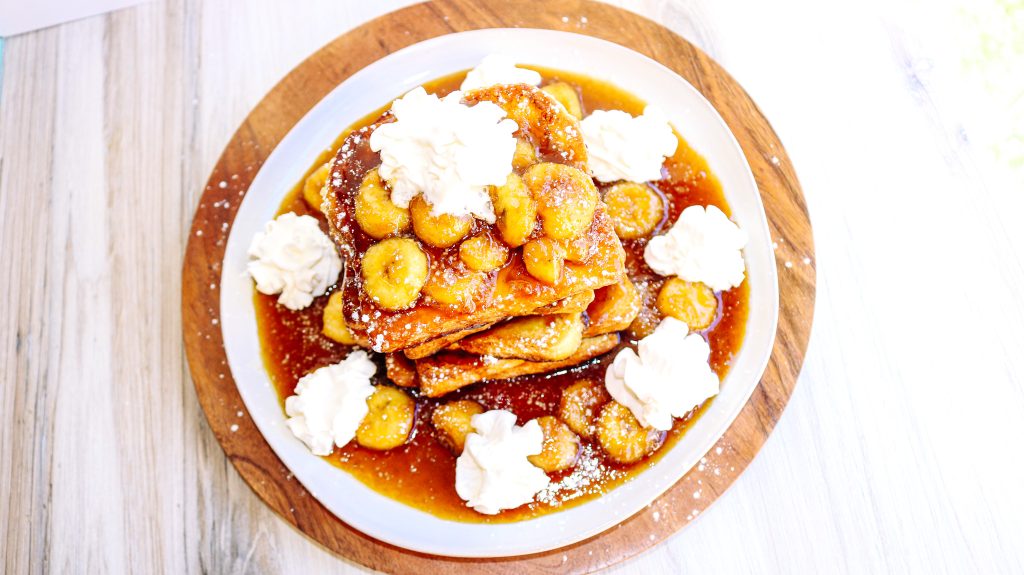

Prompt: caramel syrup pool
[254,68,749,522]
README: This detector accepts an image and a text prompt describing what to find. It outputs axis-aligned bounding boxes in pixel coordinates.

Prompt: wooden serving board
[181,0,816,572]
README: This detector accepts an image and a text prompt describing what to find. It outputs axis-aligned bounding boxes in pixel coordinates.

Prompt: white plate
[219,28,779,558]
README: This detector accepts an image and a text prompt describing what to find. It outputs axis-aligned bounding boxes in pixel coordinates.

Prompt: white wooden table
[2,0,1022,572]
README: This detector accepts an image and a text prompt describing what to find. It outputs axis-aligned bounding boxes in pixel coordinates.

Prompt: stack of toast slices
[321,84,643,397]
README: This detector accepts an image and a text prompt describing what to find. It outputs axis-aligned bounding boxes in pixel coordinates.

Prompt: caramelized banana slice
[596,402,665,463]
[355,386,416,450]
[523,237,566,285]
[410,195,472,248]
[322,290,358,345]
[431,399,485,454]
[604,182,663,239]
[302,162,331,212]
[490,173,537,248]
[523,162,599,240]
[541,82,583,119]
[513,138,537,171]
[422,268,491,312]
[459,232,509,272]
[355,168,411,239]
[584,275,643,337]
[528,415,581,472]
[362,238,429,310]
[656,278,718,331]
[451,313,584,361]
[559,379,611,439]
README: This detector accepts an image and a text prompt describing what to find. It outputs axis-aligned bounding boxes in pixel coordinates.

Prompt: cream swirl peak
[284,351,377,456]
[644,204,748,291]
[580,106,678,183]
[369,87,518,223]
[459,54,542,91]
[246,212,341,310]
[605,317,719,431]
[454,410,550,514]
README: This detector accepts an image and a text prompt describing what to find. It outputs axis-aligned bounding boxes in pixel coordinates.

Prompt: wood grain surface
[7,0,1022,573]
[181,1,813,572]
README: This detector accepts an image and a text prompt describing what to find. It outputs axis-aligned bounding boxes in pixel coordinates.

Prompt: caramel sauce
[255,68,749,522]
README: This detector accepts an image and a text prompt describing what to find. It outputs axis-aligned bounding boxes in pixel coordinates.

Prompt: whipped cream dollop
[284,351,377,456]
[605,317,719,431]
[369,87,518,223]
[644,204,748,291]
[246,212,342,310]
[455,410,550,515]
[459,54,542,91]
[579,106,678,183]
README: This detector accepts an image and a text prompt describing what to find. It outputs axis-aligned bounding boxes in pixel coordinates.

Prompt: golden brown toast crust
[384,353,417,388]
[583,275,643,337]
[416,334,620,397]
[449,313,584,361]
[401,289,595,360]
[535,289,595,315]
[402,323,495,360]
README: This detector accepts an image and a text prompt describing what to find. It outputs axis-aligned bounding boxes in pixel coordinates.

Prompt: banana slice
[431,399,485,455]
[410,195,472,248]
[362,238,429,310]
[422,268,491,312]
[302,162,331,213]
[459,232,509,272]
[559,379,611,439]
[523,237,567,285]
[596,402,665,463]
[355,386,416,451]
[322,290,358,345]
[541,82,583,119]
[490,173,537,248]
[603,182,663,240]
[656,278,718,331]
[354,168,411,239]
[513,138,537,171]
[523,162,599,240]
[527,415,581,472]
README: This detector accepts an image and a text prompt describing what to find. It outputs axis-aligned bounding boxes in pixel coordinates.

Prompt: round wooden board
[182,1,816,572]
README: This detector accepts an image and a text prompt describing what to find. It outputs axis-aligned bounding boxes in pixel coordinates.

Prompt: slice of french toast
[448,313,584,362]
[414,333,620,397]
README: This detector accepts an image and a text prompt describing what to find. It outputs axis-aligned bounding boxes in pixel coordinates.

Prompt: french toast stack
[321,84,642,397]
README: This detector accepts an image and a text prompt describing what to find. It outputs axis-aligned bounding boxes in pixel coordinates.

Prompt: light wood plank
[1,25,63,575]
[2,0,1023,573]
